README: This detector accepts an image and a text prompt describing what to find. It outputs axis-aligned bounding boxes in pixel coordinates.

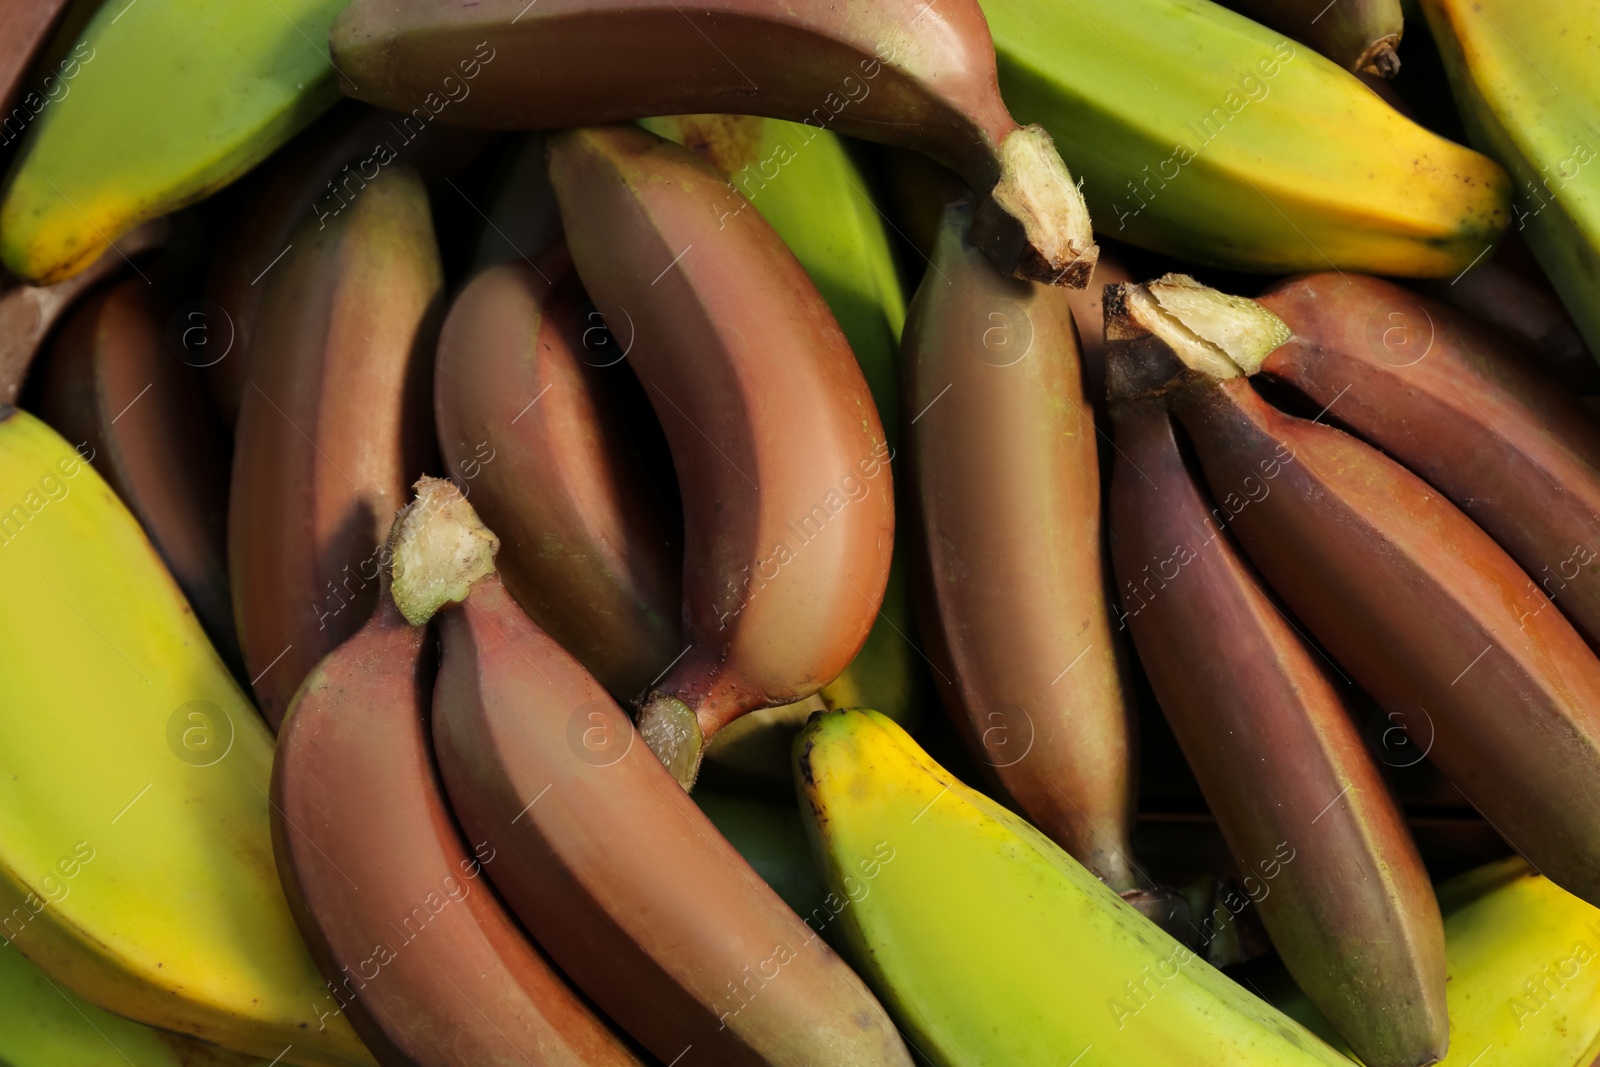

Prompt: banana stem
[970,125,1099,287]
[388,476,501,626]
[637,692,703,789]
[1104,275,1292,389]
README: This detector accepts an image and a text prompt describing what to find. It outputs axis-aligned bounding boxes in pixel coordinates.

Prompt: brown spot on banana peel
[388,478,915,1067]
[1105,387,1446,1067]
[329,0,1098,286]
[433,248,683,699]
[907,202,1138,892]
[1254,273,1600,655]
[548,125,894,790]
[230,164,443,729]
[274,559,640,1065]
[1112,278,1600,906]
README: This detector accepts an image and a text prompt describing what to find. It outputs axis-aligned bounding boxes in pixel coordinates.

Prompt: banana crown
[389,476,501,625]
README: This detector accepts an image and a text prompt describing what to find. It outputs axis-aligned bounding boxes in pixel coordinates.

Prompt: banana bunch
[1102,269,1600,1062]
[9,0,1600,1059]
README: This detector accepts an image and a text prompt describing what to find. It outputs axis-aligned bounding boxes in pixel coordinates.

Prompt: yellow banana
[795,708,1353,1065]
[0,943,266,1066]
[1418,0,1600,371]
[0,409,371,1066]
[1267,858,1600,1066]
[0,0,345,284]
[643,115,924,782]
[978,0,1510,276]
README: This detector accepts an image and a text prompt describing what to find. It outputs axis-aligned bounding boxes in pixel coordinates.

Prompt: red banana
[433,246,682,700]
[547,124,894,786]
[904,202,1137,890]
[274,588,642,1066]
[328,0,1098,286]
[1106,370,1445,1067]
[1243,272,1600,651]
[229,165,441,728]
[37,271,238,669]
[387,477,913,1067]
[1109,277,1600,906]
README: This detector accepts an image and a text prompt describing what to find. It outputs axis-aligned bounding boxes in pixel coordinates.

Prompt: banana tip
[637,692,703,789]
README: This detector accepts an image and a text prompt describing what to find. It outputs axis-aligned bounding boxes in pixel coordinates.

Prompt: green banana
[978,0,1510,276]
[0,0,345,284]
[642,114,924,782]
[796,708,1354,1065]
[0,943,265,1066]
[1269,858,1600,1066]
[1418,0,1600,370]
[0,408,371,1066]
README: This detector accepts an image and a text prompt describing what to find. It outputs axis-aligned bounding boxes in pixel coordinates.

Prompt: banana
[906,202,1138,891]
[548,124,895,787]
[433,247,683,701]
[273,580,644,1066]
[1267,858,1600,1067]
[979,0,1510,276]
[0,218,166,407]
[1415,234,1598,395]
[386,477,913,1066]
[0,943,266,1067]
[0,0,346,285]
[0,408,370,1065]
[1108,277,1600,908]
[207,102,493,429]
[329,0,1099,286]
[0,0,72,119]
[795,708,1355,1065]
[1231,272,1600,653]
[640,114,907,442]
[37,271,239,672]
[1217,0,1403,75]
[1105,377,1445,1065]
[1419,0,1600,363]
[642,113,925,777]
[230,164,441,729]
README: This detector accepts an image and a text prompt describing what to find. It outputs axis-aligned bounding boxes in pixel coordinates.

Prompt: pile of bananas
[0,0,1597,1064]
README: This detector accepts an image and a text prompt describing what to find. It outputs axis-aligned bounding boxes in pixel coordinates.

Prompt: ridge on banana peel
[0,943,264,1067]
[979,0,1509,276]
[0,409,371,1066]
[642,114,924,784]
[1266,858,1600,1067]
[0,0,346,285]
[1418,0,1600,383]
[796,708,1353,1066]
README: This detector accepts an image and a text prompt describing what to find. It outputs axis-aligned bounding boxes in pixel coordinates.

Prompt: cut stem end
[636,691,704,790]
[971,124,1098,288]
[388,477,500,626]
